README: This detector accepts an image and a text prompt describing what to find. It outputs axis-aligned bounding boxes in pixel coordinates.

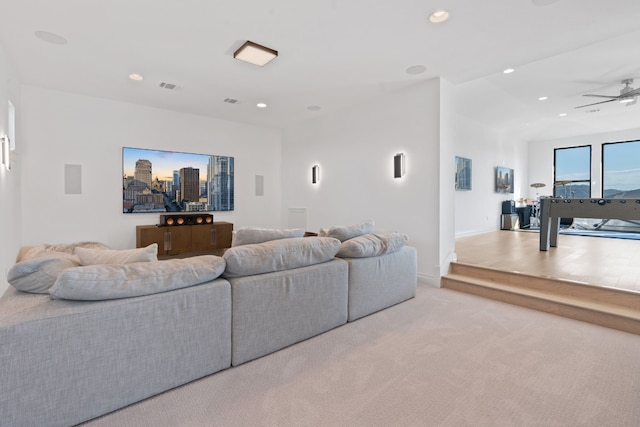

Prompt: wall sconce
[394,153,405,178]
[1,136,10,171]
[312,165,320,184]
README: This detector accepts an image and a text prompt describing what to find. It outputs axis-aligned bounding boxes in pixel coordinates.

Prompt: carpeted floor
[83,285,640,427]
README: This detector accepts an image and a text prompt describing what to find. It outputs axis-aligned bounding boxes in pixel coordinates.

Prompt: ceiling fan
[575,78,640,109]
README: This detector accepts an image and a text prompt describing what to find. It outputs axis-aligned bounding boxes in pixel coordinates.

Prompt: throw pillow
[231,227,306,246]
[336,232,408,258]
[49,255,226,300]
[223,236,341,278]
[75,243,158,265]
[324,219,375,242]
[7,252,81,294]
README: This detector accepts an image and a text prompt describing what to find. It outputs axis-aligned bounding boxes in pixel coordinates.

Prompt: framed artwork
[455,156,472,191]
[496,166,514,193]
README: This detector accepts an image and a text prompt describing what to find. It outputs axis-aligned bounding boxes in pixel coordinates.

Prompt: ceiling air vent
[224,98,239,104]
[159,82,177,90]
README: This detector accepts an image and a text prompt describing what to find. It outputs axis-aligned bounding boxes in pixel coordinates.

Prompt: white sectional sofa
[0,222,417,426]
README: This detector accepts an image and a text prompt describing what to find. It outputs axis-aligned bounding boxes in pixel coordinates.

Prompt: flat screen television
[122,147,234,213]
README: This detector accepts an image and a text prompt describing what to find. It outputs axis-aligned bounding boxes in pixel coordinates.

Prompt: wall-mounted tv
[122,147,234,213]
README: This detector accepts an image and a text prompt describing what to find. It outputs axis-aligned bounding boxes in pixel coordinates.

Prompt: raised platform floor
[442,230,640,335]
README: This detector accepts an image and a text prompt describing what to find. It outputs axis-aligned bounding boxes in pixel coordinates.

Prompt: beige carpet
[83,285,640,427]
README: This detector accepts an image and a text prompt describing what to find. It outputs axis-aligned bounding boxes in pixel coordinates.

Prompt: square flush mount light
[234,41,278,66]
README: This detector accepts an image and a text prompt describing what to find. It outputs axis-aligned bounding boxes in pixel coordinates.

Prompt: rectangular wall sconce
[394,153,405,178]
[312,165,320,184]
[234,41,278,67]
[1,136,10,171]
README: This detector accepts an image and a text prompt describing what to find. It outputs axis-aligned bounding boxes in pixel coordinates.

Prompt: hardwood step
[442,262,640,336]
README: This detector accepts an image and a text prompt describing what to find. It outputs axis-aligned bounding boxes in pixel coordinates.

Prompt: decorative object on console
[122,147,234,214]
[394,153,405,178]
[160,213,213,226]
[496,166,514,194]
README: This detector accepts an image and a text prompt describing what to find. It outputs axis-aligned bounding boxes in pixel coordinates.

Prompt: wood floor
[442,230,640,335]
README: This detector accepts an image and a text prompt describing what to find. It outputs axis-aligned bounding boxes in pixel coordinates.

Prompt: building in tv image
[123,147,234,213]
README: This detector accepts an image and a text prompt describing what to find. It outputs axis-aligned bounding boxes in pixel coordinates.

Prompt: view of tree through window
[553,145,591,198]
[602,140,640,198]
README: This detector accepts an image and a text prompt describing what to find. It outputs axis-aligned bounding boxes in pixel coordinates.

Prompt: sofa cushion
[323,219,374,242]
[336,233,409,258]
[49,255,225,300]
[231,227,305,247]
[75,244,158,265]
[223,237,341,278]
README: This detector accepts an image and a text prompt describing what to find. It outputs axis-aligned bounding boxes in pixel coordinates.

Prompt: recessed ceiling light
[538,96,548,101]
[234,41,278,67]
[559,113,567,117]
[34,31,68,45]
[128,73,144,81]
[429,10,449,23]
[406,65,427,75]
[503,68,515,74]
[307,106,321,111]
[256,102,268,108]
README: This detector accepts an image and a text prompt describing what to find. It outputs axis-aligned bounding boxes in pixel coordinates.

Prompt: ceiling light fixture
[128,73,144,81]
[406,65,426,75]
[429,10,450,23]
[538,96,548,101]
[256,102,267,108]
[503,68,515,74]
[234,41,278,67]
[619,97,635,104]
[559,113,567,117]
[34,30,68,45]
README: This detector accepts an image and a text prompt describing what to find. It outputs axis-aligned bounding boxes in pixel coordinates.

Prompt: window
[553,145,591,198]
[602,140,640,197]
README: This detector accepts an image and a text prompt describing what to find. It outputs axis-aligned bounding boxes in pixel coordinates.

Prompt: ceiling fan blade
[582,94,619,98]
[574,99,617,109]
[623,87,640,97]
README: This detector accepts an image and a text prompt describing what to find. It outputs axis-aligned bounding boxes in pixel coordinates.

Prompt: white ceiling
[1,0,640,140]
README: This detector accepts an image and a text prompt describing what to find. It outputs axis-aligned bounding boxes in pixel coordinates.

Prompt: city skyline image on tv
[122,147,234,213]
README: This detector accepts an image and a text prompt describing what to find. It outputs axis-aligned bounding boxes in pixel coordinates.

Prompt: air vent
[159,82,177,90]
[224,98,239,104]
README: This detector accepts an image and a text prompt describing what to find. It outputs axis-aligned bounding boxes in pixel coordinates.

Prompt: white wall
[453,112,529,237]
[281,78,447,285]
[0,45,21,296]
[528,128,640,199]
[20,86,283,250]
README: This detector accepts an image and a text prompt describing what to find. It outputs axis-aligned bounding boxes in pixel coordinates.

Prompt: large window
[602,140,640,197]
[553,145,591,198]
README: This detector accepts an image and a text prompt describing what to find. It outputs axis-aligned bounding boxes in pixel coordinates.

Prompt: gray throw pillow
[49,255,226,300]
[8,252,81,294]
[223,237,341,278]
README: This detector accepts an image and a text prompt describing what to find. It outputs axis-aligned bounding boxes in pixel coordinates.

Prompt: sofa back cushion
[320,219,374,242]
[75,244,158,265]
[336,233,409,258]
[223,237,340,278]
[231,227,305,246]
[49,255,226,300]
